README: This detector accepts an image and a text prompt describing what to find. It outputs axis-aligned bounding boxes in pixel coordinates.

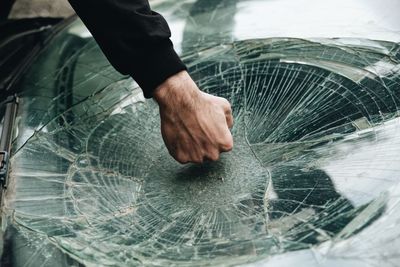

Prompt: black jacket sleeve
[68,0,187,98]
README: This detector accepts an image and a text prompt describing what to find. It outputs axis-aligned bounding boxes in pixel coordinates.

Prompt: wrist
[153,71,200,109]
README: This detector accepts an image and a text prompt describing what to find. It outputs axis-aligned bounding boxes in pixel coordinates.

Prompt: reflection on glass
[1,1,400,266]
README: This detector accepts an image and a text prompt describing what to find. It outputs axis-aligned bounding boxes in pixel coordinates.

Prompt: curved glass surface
[2,1,400,266]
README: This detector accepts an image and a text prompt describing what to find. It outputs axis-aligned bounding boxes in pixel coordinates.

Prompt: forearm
[68,0,186,98]
[69,1,234,164]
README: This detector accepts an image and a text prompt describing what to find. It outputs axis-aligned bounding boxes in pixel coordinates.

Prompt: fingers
[226,112,233,129]
[161,91,234,165]
[173,102,233,164]
[203,150,220,162]
[219,98,234,151]
[219,131,233,152]
[175,152,190,164]
[173,140,232,164]
[220,98,233,128]
[175,146,228,164]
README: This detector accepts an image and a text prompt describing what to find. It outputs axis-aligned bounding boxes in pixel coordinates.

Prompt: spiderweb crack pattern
[3,36,400,267]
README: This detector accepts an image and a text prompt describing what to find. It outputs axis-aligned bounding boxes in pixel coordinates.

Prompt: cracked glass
[1,0,400,266]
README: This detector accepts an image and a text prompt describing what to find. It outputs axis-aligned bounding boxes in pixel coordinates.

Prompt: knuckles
[174,137,233,164]
[176,156,189,164]
[219,135,234,152]
[172,151,189,164]
[162,94,234,165]
[215,97,232,112]
[175,150,223,164]
[192,158,204,164]
[207,152,220,161]
[222,99,232,112]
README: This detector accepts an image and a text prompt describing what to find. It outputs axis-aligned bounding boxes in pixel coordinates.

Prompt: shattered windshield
[1,1,400,266]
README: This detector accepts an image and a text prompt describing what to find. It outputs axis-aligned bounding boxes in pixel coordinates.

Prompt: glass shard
[1,1,400,266]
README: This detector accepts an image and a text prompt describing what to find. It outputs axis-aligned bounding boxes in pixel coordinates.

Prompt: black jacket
[68,0,187,98]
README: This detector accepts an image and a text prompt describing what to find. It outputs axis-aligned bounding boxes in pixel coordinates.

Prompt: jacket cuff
[130,40,187,98]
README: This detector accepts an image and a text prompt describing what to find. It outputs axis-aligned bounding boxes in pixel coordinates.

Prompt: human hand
[153,71,233,164]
